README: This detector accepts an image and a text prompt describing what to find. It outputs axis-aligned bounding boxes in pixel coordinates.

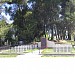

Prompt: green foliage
[3,0,75,44]
[0,54,17,57]
[29,0,62,40]
[13,6,37,44]
[13,0,73,43]
[0,20,13,38]
[0,20,13,46]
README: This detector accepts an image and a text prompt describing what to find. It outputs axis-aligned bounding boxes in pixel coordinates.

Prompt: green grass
[72,47,75,53]
[0,53,18,57]
[41,55,75,57]
[41,48,54,54]
[24,49,38,53]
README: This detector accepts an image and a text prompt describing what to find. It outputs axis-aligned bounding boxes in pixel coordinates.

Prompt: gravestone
[53,44,72,53]
[41,38,47,49]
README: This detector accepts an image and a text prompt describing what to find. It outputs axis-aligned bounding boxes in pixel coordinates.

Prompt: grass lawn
[41,48,54,54]
[0,49,18,57]
[41,55,75,57]
[0,53,18,57]
[72,47,75,53]
[24,49,38,53]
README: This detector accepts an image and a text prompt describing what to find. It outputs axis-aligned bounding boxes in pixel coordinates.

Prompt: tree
[13,0,75,44]
[29,0,62,40]
[0,20,13,46]
[62,0,75,40]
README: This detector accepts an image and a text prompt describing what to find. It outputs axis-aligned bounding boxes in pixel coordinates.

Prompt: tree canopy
[12,0,75,43]
[1,0,75,45]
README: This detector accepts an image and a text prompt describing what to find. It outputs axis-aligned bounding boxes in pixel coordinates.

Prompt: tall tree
[13,2,38,44]
[29,0,62,39]
[0,20,13,46]
[13,0,75,44]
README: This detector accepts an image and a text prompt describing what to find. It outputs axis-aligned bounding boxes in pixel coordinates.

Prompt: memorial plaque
[41,38,47,49]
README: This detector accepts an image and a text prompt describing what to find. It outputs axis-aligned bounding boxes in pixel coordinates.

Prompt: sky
[0,2,33,24]
[0,2,18,24]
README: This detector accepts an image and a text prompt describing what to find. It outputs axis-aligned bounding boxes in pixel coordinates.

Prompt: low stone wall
[37,41,55,48]
[47,41,55,48]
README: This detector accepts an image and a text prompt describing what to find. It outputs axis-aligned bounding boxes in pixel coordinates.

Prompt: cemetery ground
[0,40,75,57]
[41,40,75,57]
[0,48,38,57]
[0,44,38,57]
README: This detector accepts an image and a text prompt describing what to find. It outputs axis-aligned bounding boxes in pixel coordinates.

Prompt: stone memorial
[41,37,47,49]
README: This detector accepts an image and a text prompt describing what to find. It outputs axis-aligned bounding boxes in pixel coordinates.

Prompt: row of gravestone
[40,38,72,53]
[10,44,38,54]
[0,44,38,54]
[53,44,72,53]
